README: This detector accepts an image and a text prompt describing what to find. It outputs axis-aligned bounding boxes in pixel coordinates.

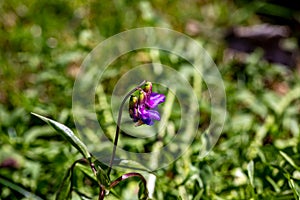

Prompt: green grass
[1,0,300,199]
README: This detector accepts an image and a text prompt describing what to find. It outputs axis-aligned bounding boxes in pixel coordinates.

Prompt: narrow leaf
[280,151,300,170]
[247,160,255,188]
[76,163,98,182]
[56,159,94,200]
[266,176,281,193]
[288,178,300,199]
[31,112,91,159]
[96,165,110,188]
[0,177,43,200]
[56,166,72,200]
[277,86,300,115]
[138,180,149,200]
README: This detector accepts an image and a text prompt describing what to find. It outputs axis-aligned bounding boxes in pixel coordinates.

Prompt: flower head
[129,81,165,126]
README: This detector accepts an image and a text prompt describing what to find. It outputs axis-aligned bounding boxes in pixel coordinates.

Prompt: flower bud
[129,95,139,121]
[143,81,152,94]
[138,89,146,104]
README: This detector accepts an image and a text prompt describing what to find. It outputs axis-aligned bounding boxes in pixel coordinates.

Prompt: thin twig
[107,80,146,177]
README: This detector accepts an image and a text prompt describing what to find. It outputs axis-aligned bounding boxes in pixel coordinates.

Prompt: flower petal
[138,105,149,120]
[144,118,154,126]
[146,93,165,108]
[148,110,161,121]
[137,106,161,126]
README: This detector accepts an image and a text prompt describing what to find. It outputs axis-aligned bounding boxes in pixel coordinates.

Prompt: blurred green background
[1,0,300,199]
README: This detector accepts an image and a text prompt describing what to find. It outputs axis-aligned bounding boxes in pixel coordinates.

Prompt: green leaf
[93,159,111,187]
[56,166,72,200]
[31,112,91,159]
[236,90,267,117]
[266,176,281,193]
[56,159,97,200]
[280,151,300,170]
[0,177,43,200]
[247,160,254,188]
[288,178,300,199]
[138,180,149,200]
[277,86,300,115]
[96,165,110,188]
[76,163,98,182]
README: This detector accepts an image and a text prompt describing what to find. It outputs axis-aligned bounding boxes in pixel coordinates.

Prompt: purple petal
[146,93,165,108]
[144,118,154,126]
[139,110,153,125]
[137,106,161,126]
[138,105,149,120]
[148,110,161,121]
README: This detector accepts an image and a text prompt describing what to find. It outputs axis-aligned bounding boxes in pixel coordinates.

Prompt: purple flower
[129,82,165,126]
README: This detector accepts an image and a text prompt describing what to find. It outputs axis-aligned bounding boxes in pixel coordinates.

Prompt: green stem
[107,80,146,177]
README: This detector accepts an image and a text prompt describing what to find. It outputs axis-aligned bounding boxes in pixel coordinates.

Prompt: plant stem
[98,185,106,200]
[107,80,146,177]
[89,158,97,176]
[109,172,147,189]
